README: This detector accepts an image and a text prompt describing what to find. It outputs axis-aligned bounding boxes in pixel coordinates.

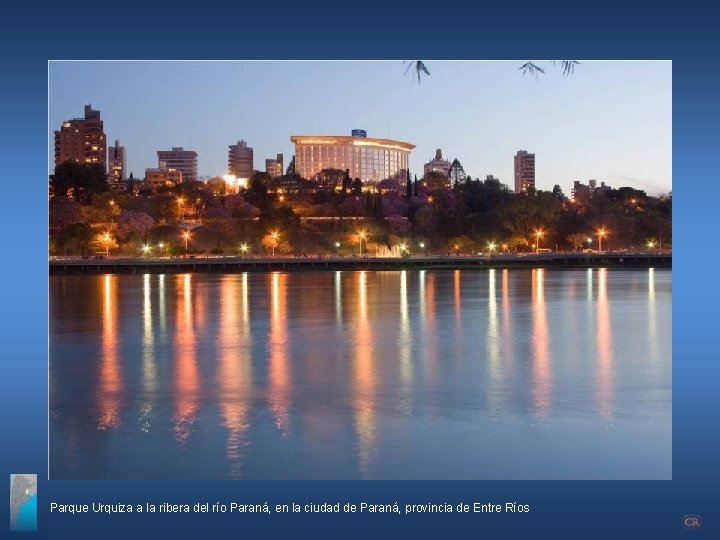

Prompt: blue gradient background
[1,2,717,538]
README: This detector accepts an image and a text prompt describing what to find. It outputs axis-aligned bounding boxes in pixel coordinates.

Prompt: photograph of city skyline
[49,60,671,479]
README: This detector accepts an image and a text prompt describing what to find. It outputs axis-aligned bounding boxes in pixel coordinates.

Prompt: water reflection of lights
[269,272,291,435]
[398,271,412,414]
[173,274,199,445]
[501,269,513,374]
[219,274,253,477]
[531,269,551,418]
[158,274,166,336]
[419,271,438,377]
[353,271,376,477]
[139,274,156,433]
[487,269,502,413]
[452,270,464,365]
[335,271,343,328]
[454,269,461,327]
[596,268,614,420]
[648,268,658,363]
[98,274,122,430]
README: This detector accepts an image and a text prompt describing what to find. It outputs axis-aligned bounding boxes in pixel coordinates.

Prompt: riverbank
[49,252,671,274]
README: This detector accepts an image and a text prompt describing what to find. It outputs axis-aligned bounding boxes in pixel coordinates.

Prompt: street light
[335,241,340,255]
[647,240,655,250]
[108,199,117,225]
[597,228,608,252]
[419,242,426,256]
[358,230,367,257]
[487,241,497,254]
[158,242,165,257]
[142,244,151,257]
[240,243,249,256]
[399,243,407,256]
[102,232,111,257]
[534,229,544,253]
[271,231,279,258]
[501,243,509,253]
[182,230,191,255]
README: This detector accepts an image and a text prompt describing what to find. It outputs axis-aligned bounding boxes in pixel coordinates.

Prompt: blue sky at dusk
[49,60,671,195]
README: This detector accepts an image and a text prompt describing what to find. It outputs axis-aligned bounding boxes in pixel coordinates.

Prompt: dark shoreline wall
[49,253,672,275]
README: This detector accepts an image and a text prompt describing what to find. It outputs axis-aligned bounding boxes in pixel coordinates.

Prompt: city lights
[534,229,544,253]
[182,230,191,253]
[358,230,368,256]
[597,228,608,252]
[102,232,111,257]
[271,231,280,257]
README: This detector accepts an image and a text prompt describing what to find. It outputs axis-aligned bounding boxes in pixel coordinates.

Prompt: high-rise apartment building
[228,140,254,180]
[514,150,535,193]
[265,153,284,178]
[54,104,107,170]
[157,147,198,183]
[108,140,126,182]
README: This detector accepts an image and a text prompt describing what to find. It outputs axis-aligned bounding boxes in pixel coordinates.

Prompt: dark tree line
[50,161,108,204]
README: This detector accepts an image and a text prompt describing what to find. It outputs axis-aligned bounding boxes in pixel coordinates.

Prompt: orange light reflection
[219,274,253,476]
[596,268,614,420]
[353,271,376,477]
[268,272,291,435]
[139,274,156,433]
[173,274,199,444]
[98,274,122,430]
[531,269,551,418]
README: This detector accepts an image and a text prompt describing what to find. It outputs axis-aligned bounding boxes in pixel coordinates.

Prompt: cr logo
[682,515,703,530]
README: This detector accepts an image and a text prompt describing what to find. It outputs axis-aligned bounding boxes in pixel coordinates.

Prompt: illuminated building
[228,140,254,181]
[514,150,535,193]
[144,167,183,190]
[157,147,198,183]
[54,104,107,169]
[290,131,414,187]
[108,140,126,182]
[265,153,284,178]
[423,148,451,179]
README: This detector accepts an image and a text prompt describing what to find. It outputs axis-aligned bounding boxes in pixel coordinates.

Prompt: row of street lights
[533,227,608,253]
[99,225,670,259]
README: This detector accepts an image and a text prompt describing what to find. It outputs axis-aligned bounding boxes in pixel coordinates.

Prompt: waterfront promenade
[49,252,671,274]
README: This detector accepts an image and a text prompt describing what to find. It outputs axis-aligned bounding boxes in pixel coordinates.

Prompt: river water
[49,268,671,479]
